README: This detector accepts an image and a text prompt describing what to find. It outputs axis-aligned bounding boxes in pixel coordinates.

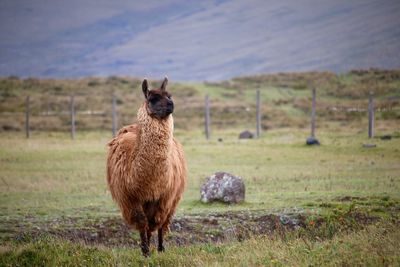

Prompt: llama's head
[142,77,174,120]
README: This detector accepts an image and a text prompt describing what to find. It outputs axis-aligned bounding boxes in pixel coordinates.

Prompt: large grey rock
[200,172,245,204]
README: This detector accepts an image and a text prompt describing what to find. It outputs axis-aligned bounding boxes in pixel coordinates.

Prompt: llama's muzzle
[166,100,174,114]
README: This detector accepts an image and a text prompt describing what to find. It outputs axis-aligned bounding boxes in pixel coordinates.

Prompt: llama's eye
[150,97,158,104]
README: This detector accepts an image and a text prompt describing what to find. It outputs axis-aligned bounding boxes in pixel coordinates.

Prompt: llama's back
[107,124,140,198]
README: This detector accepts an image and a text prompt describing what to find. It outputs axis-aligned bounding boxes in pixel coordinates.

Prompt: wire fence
[0,89,399,140]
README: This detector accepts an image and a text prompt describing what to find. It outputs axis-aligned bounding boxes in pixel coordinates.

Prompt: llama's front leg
[146,230,152,247]
[131,207,149,256]
[139,230,149,256]
[157,228,165,252]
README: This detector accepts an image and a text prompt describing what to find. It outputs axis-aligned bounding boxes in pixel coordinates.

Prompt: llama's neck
[135,103,174,167]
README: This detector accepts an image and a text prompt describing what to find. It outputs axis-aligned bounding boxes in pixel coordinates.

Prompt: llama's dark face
[142,77,174,120]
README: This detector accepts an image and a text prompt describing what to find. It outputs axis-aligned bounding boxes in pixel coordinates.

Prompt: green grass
[1,127,399,218]
[1,221,398,266]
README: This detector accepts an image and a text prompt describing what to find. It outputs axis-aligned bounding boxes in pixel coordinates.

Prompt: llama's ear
[142,78,149,98]
[160,76,168,91]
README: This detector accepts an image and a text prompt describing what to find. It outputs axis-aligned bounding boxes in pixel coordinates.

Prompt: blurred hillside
[1,0,400,80]
[0,69,399,134]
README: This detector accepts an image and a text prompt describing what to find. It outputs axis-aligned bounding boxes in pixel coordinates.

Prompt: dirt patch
[1,209,385,249]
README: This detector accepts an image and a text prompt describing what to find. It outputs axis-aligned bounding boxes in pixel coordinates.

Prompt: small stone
[173,222,182,231]
[306,136,320,145]
[239,130,254,139]
[91,232,98,238]
[380,135,392,140]
[363,144,376,148]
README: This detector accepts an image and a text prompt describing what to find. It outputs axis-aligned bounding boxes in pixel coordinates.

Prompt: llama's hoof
[157,245,165,252]
[141,245,150,257]
[142,250,150,257]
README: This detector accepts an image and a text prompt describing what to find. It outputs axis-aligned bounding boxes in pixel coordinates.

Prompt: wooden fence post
[368,91,374,138]
[310,88,316,138]
[205,95,210,140]
[25,96,30,138]
[70,95,75,140]
[112,94,117,137]
[256,89,261,138]
[306,88,320,145]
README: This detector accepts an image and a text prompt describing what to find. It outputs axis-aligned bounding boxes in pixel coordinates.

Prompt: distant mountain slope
[0,0,399,81]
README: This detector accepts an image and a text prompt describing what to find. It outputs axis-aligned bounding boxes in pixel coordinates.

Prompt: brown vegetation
[0,69,399,132]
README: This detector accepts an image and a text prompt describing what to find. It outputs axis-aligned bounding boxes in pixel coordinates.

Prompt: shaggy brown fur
[106,77,187,256]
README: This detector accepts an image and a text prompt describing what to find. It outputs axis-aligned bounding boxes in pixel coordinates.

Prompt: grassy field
[0,125,399,266]
[0,70,399,266]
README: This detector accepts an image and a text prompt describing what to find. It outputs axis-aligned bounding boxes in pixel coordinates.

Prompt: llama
[106,77,187,256]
